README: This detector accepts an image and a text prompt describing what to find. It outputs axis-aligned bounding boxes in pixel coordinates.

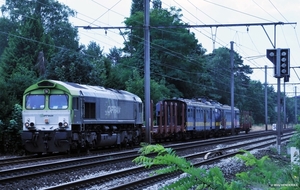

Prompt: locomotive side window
[49,94,68,109]
[26,95,45,109]
[84,102,96,119]
[72,97,78,109]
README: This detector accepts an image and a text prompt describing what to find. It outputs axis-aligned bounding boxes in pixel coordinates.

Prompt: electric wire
[1,0,298,98]
[203,0,273,22]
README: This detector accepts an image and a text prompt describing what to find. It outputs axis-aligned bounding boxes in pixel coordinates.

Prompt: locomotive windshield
[25,94,68,110]
[49,94,68,109]
[26,95,45,109]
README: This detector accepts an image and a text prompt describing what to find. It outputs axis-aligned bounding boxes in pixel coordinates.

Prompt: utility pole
[144,0,151,143]
[230,41,235,135]
[265,65,268,131]
[296,87,298,124]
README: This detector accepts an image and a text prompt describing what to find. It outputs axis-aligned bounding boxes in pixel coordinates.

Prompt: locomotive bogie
[21,130,71,153]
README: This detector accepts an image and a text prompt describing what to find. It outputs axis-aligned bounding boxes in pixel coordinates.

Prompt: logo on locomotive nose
[105,106,121,116]
[40,114,54,117]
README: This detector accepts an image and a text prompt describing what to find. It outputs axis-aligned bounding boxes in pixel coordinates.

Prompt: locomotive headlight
[58,122,69,128]
[58,117,69,129]
[25,122,35,129]
[63,122,68,127]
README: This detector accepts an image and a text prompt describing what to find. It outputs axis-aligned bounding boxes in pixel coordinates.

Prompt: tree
[1,0,79,51]
[124,6,208,98]
[130,0,144,15]
[152,0,162,9]
[205,47,252,105]
[0,17,16,56]
[107,46,123,65]
[286,96,297,124]
[242,81,265,124]
[46,49,93,84]
[0,14,54,77]
[0,0,80,131]
[0,13,54,125]
[125,70,171,104]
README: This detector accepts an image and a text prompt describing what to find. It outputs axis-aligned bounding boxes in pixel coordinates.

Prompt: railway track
[43,133,292,190]
[0,130,292,189]
[0,130,274,169]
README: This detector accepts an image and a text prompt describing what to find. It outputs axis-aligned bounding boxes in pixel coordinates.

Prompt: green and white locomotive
[21,80,143,154]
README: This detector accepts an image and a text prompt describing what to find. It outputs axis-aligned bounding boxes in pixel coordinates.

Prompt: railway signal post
[266,48,290,154]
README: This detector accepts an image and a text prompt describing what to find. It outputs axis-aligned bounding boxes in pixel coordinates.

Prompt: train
[150,98,251,142]
[21,80,143,154]
[21,80,252,154]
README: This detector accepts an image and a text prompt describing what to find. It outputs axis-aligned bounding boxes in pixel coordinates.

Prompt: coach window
[188,108,191,118]
[49,95,68,109]
[26,95,45,109]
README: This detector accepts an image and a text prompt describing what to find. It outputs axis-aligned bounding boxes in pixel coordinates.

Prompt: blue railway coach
[152,98,241,141]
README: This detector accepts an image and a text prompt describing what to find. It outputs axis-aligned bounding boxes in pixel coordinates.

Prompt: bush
[0,104,23,154]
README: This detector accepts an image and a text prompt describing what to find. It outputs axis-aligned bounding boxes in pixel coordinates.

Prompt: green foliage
[236,150,272,185]
[234,150,300,189]
[130,0,144,15]
[2,0,78,51]
[125,70,171,104]
[0,17,16,56]
[0,104,23,154]
[287,164,300,188]
[287,125,300,187]
[133,144,239,190]
[46,49,94,84]
[289,124,300,150]
[134,145,300,190]
[124,5,209,99]
[205,47,252,105]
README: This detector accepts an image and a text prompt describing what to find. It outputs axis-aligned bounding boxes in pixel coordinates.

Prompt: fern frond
[154,165,178,174]
[207,167,226,188]
[133,144,230,190]
[162,174,197,190]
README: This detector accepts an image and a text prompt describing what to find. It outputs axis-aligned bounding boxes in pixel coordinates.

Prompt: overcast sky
[42,1,300,95]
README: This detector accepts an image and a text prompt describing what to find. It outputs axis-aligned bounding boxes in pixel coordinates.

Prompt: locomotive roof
[24,80,142,102]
